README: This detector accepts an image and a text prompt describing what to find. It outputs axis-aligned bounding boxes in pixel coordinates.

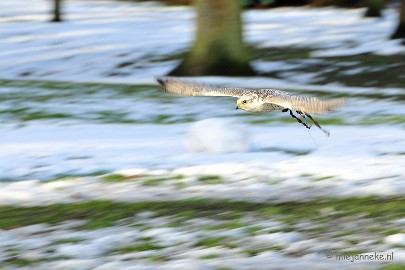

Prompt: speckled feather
[157,77,248,97]
[257,88,345,115]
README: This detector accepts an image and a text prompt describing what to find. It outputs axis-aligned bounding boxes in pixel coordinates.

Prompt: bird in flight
[157,77,345,136]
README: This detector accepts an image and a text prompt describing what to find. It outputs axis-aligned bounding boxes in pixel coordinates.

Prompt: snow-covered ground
[0,0,404,83]
[0,0,404,269]
[1,121,404,202]
[1,81,404,192]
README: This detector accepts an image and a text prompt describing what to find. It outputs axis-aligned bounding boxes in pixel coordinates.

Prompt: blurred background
[0,0,404,269]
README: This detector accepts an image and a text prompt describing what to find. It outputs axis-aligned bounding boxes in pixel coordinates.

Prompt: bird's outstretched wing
[260,89,345,115]
[157,77,246,98]
[157,77,345,115]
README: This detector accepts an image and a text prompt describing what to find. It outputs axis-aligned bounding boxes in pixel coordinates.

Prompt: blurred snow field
[0,1,404,269]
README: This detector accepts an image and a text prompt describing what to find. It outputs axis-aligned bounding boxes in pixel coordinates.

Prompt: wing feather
[260,89,345,115]
[157,77,245,97]
[157,78,345,115]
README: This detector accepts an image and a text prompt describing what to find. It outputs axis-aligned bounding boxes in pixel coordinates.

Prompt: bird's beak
[235,105,239,110]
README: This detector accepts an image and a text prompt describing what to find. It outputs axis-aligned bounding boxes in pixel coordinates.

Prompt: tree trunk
[391,0,405,39]
[169,0,255,76]
[364,0,384,17]
[51,0,62,22]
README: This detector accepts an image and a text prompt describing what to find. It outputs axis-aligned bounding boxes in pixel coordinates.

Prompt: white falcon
[157,77,345,136]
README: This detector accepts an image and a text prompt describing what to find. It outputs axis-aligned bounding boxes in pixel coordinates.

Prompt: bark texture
[51,0,62,22]
[364,0,384,17]
[391,0,405,39]
[169,0,255,76]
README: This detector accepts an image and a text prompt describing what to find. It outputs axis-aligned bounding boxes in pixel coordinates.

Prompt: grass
[258,147,312,156]
[1,71,404,127]
[0,79,154,96]
[4,258,34,267]
[253,46,313,62]
[245,226,265,236]
[2,245,68,266]
[102,174,130,182]
[200,254,222,259]
[0,197,403,268]
[101,174,185,186]
[1,45,405,95]
[145,254,168,262]
[252,46,405,90]
[381,229,403,236]
[312,175,335,182]
[204,221,246,230]
[42,171,110,182]
[194,236,228,248]
[0,197,404,230]
[379,265,405,270]
[51,238,86,245]
[317,54,405,89]
[111,242,164,253]
[244,246,283,256]
[250,114,405,127]
[197,175,223,185]
[141,175,185,186]
[0,79,182,124]
[175,210,198,219]
[0,108,72,121]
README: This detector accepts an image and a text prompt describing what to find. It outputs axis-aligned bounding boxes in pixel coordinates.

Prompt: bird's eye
[242,100,247,104]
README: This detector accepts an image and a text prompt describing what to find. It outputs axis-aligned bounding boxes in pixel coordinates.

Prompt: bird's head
[235,94,259,111]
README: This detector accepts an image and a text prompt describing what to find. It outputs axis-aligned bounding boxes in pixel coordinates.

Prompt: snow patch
[385,234,405,246]
[186,118,249,154]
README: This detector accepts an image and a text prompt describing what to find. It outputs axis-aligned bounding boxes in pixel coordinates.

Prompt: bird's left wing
[157,77,246,98]
[259,89,345,115]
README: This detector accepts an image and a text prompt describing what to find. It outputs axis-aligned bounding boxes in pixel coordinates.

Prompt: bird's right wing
[157,77,246,98]
[260,89,345,115]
